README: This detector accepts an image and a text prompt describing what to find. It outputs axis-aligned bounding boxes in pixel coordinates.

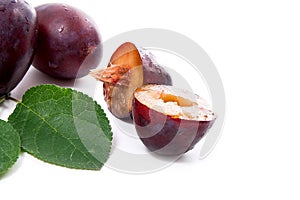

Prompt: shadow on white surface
[11,67,76,100]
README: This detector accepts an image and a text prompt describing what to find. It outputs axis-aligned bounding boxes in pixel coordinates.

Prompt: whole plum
[33,3,102,79]
[0,0,38,97]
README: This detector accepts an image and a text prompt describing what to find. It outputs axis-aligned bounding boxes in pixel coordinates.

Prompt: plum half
[0,0,38,97]
[91,42,172,119]
[33,3,102,79]
[132,84,216,155]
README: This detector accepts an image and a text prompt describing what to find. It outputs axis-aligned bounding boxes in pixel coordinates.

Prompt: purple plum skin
[33,3,102,79]
[132,95,214,155]
[138,48,172,86]
[0,0,38,97]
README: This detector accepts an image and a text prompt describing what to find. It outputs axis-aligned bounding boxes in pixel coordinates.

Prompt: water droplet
[62,5,69,11]
[49,61,58,68]
[157,68,162,74]
[58,26,64,33]
[11,0,17,3]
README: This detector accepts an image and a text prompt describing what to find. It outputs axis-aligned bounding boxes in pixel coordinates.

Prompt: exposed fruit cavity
[91,42,143,118]
[132,84,216,155]
[134,84,215,121]
[91,42,172,119]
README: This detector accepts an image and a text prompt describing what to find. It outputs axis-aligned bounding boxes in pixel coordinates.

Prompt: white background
[1,0,300,199]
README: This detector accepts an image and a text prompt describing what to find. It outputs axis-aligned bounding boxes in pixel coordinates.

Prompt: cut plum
[132,84,216,155]
[91,42,172,119]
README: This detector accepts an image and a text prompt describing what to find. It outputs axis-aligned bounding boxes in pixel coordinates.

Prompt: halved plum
[132,84,216,155]
[91,42,172,119]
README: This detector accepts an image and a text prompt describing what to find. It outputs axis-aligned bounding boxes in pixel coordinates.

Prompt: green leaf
[0,119,20,176]
[8,85,112,170]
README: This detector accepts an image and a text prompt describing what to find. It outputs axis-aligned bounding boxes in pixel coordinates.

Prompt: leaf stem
[7,96,21,104]
[0,96,6,104]
[0,94,13,104]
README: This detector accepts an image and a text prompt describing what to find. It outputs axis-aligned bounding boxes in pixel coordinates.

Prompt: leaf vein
[18,102,101,168]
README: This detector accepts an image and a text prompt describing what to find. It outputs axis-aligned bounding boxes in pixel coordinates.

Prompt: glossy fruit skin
[138,48,172,86]
[33,3,102,79]
[132,95,215,155]
[0,0,38,97]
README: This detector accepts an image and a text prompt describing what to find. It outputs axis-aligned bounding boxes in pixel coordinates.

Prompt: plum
[33,3,102,79]
[91,42,172,119]
[0,0,38,97]
[132,84,216,155]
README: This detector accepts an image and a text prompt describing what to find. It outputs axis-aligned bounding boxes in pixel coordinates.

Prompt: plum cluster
[0,0,216,156]
[0,0,102,97]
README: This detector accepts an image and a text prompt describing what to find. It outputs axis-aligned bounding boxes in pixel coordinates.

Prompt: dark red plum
[132,84,216,155]
[0,0,38,97]
[91,42,172,119]
[33,3,102,79]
